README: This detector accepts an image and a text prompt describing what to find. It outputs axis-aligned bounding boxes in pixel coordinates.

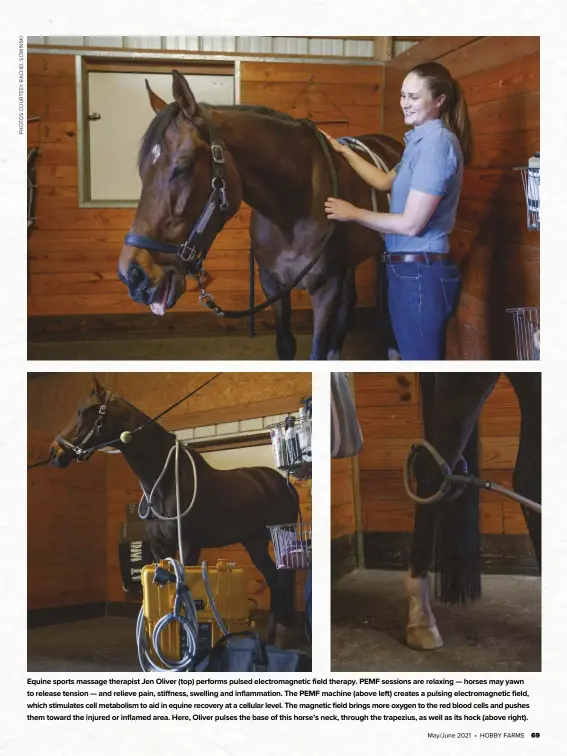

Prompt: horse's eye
[170,165,187,181]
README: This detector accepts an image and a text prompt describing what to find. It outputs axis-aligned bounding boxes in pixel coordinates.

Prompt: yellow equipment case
[141,560,251,662]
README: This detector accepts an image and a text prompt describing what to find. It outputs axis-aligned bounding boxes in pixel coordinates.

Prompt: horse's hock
[331,372,541,672]
[27,371,312,672]
[27,36,539,360]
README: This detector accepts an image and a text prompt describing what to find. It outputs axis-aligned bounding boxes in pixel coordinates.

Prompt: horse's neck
[215,110,321,225]
[118,419,177,494]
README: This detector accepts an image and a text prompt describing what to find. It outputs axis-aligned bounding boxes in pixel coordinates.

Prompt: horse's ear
[172,70,200,119]
[91,374,103,397]
[145,79,168,114]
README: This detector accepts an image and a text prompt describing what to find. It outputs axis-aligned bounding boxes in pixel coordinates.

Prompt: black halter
[124,111,229,279]
[55,392,112,461]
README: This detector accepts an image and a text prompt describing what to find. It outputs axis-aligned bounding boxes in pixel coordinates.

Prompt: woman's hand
[324,197,359,222]
[319,130,351,158]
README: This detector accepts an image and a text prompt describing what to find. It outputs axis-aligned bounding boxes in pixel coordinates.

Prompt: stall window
[78,61,235,207]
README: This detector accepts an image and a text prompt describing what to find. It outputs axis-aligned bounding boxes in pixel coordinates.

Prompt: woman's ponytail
[409,62,473,164]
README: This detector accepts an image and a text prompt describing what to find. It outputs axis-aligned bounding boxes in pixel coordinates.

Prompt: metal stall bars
[507,153,540,360]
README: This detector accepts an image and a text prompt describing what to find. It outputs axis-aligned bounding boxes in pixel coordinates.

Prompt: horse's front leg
[327,268,356,360]
[308,276,342,360]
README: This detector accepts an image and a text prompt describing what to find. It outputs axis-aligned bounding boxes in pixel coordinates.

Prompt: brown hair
[409,62,473,164]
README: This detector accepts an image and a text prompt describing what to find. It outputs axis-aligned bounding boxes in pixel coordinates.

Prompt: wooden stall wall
[27,374,107,614]
[28,53,384,340]
[383,37,540,359]
[330,457,357,580]
[354,373,533,573]
[102,372,312,611]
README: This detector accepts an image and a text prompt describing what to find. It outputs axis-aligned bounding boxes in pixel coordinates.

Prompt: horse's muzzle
[49,443,72,468]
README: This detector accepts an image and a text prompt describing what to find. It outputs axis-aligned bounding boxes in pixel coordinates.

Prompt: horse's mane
[139,101,298,168]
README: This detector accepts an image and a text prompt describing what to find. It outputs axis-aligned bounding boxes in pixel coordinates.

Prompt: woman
[323,62,472,360]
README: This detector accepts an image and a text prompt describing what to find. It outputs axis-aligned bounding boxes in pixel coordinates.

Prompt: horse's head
[118,71,243,315]
[50,377,127,467]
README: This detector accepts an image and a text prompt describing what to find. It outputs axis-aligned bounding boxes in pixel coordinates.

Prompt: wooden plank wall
[28,53,383,320]
[354,372,527,537]
[331,457,355,541]
[27,372,312,611]
[383,37,540,359]
[27,374,107,610]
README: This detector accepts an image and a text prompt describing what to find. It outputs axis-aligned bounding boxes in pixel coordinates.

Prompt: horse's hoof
[405,625,444,651]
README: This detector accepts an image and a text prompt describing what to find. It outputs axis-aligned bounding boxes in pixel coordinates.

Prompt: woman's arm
[320,131,397,192]
[325,189,442,237]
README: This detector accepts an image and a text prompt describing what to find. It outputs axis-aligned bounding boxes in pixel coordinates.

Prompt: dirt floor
[331,569,541,673]
[27,612,311,672]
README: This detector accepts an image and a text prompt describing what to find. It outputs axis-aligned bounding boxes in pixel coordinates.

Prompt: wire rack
[268,416,312,480]
[268,522,312,570]
[514,161,539,231]
[507,307,540,360]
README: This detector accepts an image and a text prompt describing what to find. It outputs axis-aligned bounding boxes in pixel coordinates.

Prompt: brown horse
[404,372,541,650]
[117,70,403,360]
[49,377,299,640]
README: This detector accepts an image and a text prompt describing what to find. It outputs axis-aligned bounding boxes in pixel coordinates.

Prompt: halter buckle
[211,143,225,164]
[178,243,196,263]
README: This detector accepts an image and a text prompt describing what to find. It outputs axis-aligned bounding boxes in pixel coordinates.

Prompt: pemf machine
[136,559,252,671]
[120,398,313,671]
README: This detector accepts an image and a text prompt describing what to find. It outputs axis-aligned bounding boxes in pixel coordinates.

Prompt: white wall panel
[201,36,236,52]
[30,35,385,59]
[309,38,344,56]
[202,445,275,472]
[86,36,124,48]
[46,36,85,47]
[124,36,162,50]
[237,36,274,53]
[273,37,308,55]
[87,71,234,201]
[394,40,417,56]
[344,40,373,58]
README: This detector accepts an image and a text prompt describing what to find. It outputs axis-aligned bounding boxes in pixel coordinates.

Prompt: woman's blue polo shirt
[385,119,463,254]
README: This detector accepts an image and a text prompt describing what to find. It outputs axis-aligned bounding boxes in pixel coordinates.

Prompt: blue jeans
[386,260,462,360]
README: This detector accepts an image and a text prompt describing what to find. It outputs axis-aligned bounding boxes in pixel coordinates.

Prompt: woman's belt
[382,252,449,264]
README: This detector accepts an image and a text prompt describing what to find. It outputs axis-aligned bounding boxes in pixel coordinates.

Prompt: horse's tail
[432,424,482,605]
[415,373,481,605]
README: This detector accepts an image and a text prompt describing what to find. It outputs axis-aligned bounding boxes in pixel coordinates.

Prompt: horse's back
[214,465,299,524]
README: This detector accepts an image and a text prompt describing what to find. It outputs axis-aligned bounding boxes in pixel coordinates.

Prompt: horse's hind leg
[327,268,356,360]
[258,267,296,360]
[242,532,295,644]
[508,373,541,568]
